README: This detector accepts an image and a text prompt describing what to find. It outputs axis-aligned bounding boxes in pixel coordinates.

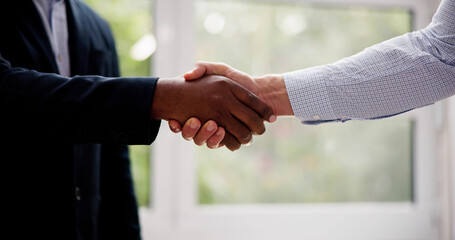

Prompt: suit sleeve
[0,51,160,145]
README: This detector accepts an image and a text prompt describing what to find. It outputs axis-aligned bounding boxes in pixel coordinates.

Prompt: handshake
[152,61,294,151]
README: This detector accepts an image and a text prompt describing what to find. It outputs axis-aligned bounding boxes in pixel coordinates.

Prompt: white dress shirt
[284,0,455,124]
[33,0,71,77]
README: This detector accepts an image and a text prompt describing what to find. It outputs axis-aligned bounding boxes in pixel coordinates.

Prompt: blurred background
[84,0,453,239]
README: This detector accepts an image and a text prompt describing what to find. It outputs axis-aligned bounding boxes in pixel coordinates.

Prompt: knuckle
[216,62,226,69]
[216,78,230,88]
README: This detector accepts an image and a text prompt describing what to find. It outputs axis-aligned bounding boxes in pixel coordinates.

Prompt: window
[148,0,441,239]
[195,1,413,204]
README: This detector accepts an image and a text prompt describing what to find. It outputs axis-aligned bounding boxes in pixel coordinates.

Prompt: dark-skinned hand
[151,75,274,151]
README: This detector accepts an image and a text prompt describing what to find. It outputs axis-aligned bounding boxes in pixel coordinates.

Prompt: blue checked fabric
[284,0,455,124]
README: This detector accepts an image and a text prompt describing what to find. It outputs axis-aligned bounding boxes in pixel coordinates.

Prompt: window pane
[85,0,154,207]
[195,1,413,204]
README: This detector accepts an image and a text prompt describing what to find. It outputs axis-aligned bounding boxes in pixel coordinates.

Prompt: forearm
[0,60,160,144]
[284,0,455,124]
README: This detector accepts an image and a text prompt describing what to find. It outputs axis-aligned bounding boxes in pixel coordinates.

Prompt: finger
[181,118,202,141]
[206,127,225,149]
[221,67,256,91]
[197,61,247,79]
[168,120,182,133]
[231,82,276,123]
[193,120,218,146]
[220,131,241,151]
[185,62,260,101]
[184,61,248,81]
[184,63,207,80]
[223,115,253,145]
[228,101,265,135]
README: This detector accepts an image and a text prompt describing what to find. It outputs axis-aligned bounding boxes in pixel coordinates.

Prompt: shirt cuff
[283,66,338,124]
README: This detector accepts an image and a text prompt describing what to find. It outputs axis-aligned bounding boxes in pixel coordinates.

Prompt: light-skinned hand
[169,61,293,148]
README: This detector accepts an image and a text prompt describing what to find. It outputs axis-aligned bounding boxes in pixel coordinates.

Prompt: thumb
[184,63,207,81]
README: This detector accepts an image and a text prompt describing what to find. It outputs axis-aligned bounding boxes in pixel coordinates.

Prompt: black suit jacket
[0,1,161,239]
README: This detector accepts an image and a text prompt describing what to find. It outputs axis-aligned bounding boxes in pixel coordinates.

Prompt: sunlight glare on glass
[204,12,226,34]
[130,33,157,61]
[276,14,307,36]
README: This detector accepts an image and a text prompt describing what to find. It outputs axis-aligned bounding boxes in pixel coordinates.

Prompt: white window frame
[140,0,449,239]
[450,97,455,240]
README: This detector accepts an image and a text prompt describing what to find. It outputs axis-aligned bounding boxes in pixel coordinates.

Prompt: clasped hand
[161,62,293,151]
[151,71,276,151]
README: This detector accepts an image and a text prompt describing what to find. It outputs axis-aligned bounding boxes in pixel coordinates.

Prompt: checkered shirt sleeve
[284,0,455,124]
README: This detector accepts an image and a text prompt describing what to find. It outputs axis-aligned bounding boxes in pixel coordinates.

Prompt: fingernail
[175,127,180,132]
[206,122,215,132]
[216,130,223,136]
[189,119,198,129]
[268,115,277,122]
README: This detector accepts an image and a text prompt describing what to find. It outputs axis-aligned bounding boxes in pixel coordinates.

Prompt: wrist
[151,78,182,120]
[254,74,294,116]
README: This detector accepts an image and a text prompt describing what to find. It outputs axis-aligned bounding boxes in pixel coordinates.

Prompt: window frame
[451,97,455,239]
[140,0,444,239]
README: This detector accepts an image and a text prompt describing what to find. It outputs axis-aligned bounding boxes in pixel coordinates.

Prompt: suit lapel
[66,0,90,76]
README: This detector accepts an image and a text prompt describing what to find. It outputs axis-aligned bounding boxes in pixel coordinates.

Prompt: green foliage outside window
[85,0,153,207]
[195,1,413,204]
